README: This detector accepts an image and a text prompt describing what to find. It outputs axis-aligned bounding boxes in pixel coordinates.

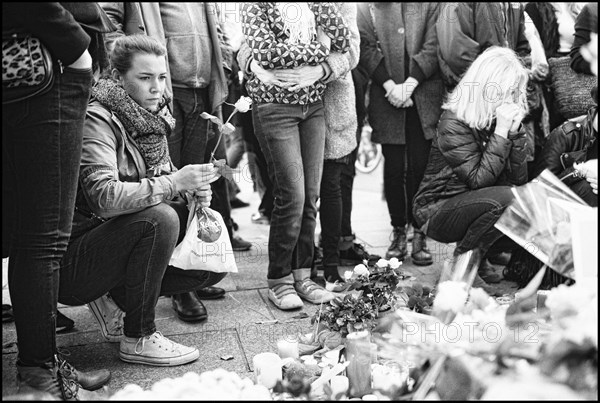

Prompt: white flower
[375,258,389,268]
[433,281,468,313]
[353,264,370,277]
[388,257,401,269]
[343,270,354,281]
[234,96,253,113]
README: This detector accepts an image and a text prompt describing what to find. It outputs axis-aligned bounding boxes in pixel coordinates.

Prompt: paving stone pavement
[2,157,519,397]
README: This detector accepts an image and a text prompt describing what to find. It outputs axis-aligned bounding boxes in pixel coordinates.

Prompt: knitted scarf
[276,2,316,45]
[92,78,175,172]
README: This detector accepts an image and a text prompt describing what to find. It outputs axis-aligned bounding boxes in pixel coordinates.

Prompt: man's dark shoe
[171,292,208,322]
[195,286,226,300]
[17,357,103,400]
[56,354,111,391]
[339,242,381,265]
[478,260,503,284]
[56,310,75,333]
[411,229,433,266]
[231,234,252,251]
[385,226,407,260]
[230,197,250,209]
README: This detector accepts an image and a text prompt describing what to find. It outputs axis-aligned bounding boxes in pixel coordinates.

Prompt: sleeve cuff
[410,64,426,84]
[372,60,392,87]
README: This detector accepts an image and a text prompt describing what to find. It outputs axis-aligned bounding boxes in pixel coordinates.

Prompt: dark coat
[437,2,530,89]
[2,2,113,67]
[533,107,598,185]
[413,110,529,231]
[357,2,444,145]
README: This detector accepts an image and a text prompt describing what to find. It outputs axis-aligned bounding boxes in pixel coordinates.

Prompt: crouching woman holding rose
[58,35,225,366]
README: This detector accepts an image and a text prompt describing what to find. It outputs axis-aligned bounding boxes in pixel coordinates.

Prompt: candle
[252,353,282,389]
[330,375,349,399]
[277,339,299,359]
[345,330,372,397]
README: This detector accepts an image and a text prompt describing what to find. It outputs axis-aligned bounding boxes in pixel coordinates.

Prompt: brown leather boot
[411,229,433,266]
[385,226,407,260]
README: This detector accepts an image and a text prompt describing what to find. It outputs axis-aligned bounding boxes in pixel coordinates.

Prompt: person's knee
[145,203,180,240]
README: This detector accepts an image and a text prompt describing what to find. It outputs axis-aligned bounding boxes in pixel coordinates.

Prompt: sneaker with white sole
[88,294,124,343]
[119,331,199,366]
[268,283,304,310]
[293,268,336,304]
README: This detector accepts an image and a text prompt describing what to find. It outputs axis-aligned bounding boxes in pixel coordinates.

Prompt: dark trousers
[59,201,225,338]
[3,67,93,366]
[426,186,515,256]
[340,146,358,238]
[382,107,431,228]
[319,159,347,266]
[168,87,234,236]
[253,102,326,279]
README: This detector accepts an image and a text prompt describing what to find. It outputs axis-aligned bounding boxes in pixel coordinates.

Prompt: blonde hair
[443,47,530,130]
[276,2,316,44]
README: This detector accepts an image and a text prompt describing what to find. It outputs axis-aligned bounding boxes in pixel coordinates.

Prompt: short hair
[443,46,530,131]
[109,34,167,74]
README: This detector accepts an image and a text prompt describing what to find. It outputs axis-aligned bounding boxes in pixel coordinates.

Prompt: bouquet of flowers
[312,258,406,339]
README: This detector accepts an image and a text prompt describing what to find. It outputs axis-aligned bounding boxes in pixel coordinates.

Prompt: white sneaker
[88,294,124,343]
[268,283,304,310]
[119,331,199,366]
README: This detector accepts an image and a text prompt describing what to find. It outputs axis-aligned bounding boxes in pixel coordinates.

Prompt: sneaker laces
[271,283,296,299]
[134,331,177,355]
[298,278,322,294]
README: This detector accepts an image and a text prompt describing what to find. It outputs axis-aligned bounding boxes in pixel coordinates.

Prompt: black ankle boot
[385,226,407,260]
[411,229,433,266]
[171,292,208,322]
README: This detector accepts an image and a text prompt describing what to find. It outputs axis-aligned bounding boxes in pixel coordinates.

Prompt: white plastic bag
[169,200,238,273]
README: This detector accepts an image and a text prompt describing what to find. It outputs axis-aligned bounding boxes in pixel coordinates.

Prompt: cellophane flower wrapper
[494,169,587,279]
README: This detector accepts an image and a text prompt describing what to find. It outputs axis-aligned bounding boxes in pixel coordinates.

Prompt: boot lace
[54,354,81,400]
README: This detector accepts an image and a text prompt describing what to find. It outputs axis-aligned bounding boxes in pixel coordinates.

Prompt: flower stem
[210,109,239,161]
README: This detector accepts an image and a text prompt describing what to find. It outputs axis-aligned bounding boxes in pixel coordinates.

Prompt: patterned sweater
[241,2,350,104]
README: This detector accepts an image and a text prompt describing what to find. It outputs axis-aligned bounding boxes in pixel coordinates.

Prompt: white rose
[343,270,354,281]
[234,96,253,113]
[375,258,389,268]
[388,257,401,269]
[353,264,370,277]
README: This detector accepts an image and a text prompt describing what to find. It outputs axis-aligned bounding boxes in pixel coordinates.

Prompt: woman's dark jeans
[381,107,431,228]
[252,102,326,279]
[59,201,226,338]
[2,67,93,367]
[426,186,515,257]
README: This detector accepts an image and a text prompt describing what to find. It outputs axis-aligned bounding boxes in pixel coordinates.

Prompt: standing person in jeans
[240,2,350,310]
[413,47,530,297]
[357,2,444,266]
[60,34,226,366]
[101,2,252,321]
[2,3,112,399]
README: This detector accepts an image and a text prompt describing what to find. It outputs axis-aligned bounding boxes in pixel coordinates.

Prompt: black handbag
[2,32,54,104]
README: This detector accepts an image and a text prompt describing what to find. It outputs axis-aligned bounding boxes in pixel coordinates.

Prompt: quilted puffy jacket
[413,109,529,232]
